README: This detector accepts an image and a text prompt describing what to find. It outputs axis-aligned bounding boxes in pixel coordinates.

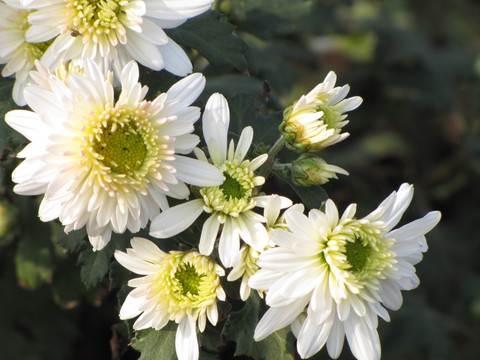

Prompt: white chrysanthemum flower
[227,195,294,300]
[249,184,441,360]
[279,71,362,152]
[5,60,223,251]
[150,93,274,268]
[0,1,56,105]
[24,0,213,77]
[114,237,225,360]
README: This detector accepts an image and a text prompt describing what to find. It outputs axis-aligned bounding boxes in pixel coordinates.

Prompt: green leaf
[15,231,55,289]
[272,167,328,210]
[77,232,130,289]
[132,324,177,360]
[222,293,295,360]
[78,246,111,288]
[167,11,248,71]
[14,197,55,289]
[228,93,283,146]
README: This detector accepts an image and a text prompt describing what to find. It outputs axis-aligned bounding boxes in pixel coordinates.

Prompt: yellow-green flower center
[93,121,147,174]
[321,220,396,288]
[82,102,165,195]
[153,252,223,320]
[345,237,371,273]
[200,160,256,217]
[175,262,205,296]
[65,0,130,43]
[220,172,247,199]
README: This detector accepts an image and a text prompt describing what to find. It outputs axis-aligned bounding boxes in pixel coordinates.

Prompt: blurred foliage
[1,0,480,359]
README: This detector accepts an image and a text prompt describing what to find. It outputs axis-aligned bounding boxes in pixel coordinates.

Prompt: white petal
[254,297,309,341]
[234,126,253,162]
[176,314,198,360]
[344,314,381,360]
[297,313,334,358]
[114,250,159,275]
[161,39,193,77]
[202,93,229,165]
[171,155,224,187]
[199,215,221,255]
[119,291,144,320]
[150,199,204,238]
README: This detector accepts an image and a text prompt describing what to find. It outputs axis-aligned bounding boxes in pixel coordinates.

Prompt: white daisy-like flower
[249,183,441,360]
[0,1,56,105]
[150,93,273,268]
[114,237,225,360]
[227,195,294,300]
[279,71,362,152]
[5,60,224,251]
[24,0,214,77]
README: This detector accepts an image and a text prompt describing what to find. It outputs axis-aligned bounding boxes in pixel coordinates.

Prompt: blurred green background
[1,0,479,359]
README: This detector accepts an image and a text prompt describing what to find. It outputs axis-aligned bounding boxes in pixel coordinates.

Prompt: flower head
[249,183,441,360]
[150,93,279,268]
[114,237,225,360]
[291,153,348,187]
[279,71,362,152]
[0,1,56,105]
[6,60,223,250]
[24,0,214,77]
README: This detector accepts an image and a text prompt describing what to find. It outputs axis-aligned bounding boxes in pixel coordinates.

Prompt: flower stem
[258,136,286,179]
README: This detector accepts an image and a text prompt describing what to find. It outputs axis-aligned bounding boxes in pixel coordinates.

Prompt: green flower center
[317,105,341,129]
[66,0,129,40]
[220,172,246,200]
[152,252,224,320]
[93,121,147,174]
[200,160,256,217]
[175,263,205,296]
[345,237,371,273]
[320,220,396,289]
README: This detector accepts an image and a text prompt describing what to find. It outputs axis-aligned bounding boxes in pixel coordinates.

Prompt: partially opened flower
[249,183,441,360]
[279,71,362,152]
[0,1,56,105]
[114,237,225,360]
[227,195,294,300]
[150,93,274,268]
[24,0,214,77]
[5,60,223,250]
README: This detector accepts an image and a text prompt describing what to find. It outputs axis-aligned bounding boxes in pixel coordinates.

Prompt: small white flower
[114,237,225,360]
[24,0,214,77]
[6,60,223,250]
[150,93,277,268]
[280,71,362,152]
[0,1,56,105]
[227,195,294,300]
[249,183,441,360]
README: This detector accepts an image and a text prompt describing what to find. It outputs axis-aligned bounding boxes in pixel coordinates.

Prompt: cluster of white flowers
[2,2,441,359]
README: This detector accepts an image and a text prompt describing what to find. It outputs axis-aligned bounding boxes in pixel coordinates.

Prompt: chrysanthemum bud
[279,71,362,152]
[291,154,348,186]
